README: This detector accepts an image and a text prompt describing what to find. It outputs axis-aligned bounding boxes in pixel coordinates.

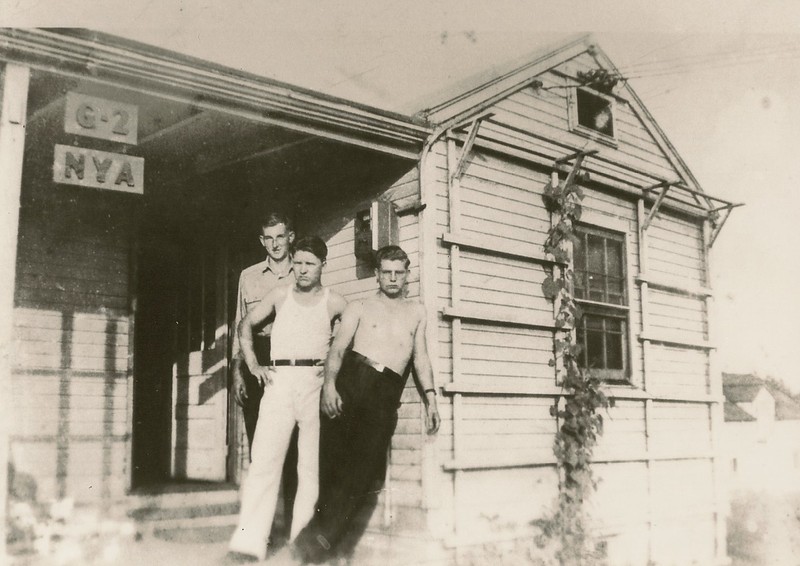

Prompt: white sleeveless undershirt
[270,287,331,360]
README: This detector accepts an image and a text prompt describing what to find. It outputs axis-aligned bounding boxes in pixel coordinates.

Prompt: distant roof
[770,387,800,421]
[723,373,764,403]
[722,372,800,420]
[724,402,756,422]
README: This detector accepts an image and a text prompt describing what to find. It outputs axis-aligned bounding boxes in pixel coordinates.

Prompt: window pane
[574,279,587,300]
[607,276,625,305]
[588,275,605,301]
[605,324,624,369]
[574,236,587,299]
[586,328,605,369]
[574,236,587,271]
[587,234,604,274]
[577,89,614,137]
[606,239,623,279]
[604,317,622,333]
[586,316,604,330]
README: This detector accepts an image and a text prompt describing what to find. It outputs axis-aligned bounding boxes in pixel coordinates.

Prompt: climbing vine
[534,171,610,565]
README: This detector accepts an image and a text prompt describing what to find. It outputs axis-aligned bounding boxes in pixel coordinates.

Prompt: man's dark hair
[293,235,328,262]
[375,245,410,269]
[260,211,293,233]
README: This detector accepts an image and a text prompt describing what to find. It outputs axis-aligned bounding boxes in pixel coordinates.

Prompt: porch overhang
[0,28,431,160]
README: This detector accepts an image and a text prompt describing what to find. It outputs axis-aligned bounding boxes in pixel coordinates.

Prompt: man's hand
[321,382,343,419]
[425,401,440,435]
[231,361,248,407]
[249,365,273,388]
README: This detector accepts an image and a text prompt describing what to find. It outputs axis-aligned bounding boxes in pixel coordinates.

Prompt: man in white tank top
[229,236,346,562]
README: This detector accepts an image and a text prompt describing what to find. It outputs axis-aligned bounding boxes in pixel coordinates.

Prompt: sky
[2,0,800,391]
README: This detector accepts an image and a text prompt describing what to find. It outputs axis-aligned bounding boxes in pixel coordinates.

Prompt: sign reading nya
[53,144,144,195]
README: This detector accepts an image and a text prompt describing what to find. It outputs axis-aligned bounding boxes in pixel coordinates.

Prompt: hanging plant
[534,170,610,566]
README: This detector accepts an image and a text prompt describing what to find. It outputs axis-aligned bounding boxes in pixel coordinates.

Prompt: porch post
[0,63,31,557]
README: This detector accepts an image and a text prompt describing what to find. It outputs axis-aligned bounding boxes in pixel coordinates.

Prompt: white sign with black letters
[53,144,144,194]
[64,92,139,145]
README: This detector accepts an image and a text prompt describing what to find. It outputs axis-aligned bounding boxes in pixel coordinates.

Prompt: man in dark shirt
[231,211,298,538]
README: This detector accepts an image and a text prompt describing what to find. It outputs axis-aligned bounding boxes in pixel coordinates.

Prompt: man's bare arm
[231,273,248,406]
[412,306,440,434]
[320,301,361,418]
[239,286,284,386]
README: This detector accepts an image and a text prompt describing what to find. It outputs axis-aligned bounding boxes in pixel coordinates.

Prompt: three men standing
[229,228,440,563]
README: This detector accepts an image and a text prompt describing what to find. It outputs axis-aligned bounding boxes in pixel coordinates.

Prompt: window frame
[573,222,631,383]
[567,85,619,146]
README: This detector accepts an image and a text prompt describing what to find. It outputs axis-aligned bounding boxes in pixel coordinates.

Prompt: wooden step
[128,500,239,522]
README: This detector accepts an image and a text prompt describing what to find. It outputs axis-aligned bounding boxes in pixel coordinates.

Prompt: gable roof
[724,402,756,422]
[420,34,591,123]
[422,34,706,193]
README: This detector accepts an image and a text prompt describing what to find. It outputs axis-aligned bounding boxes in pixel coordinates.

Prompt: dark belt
[271,359,324,367]
[349,351,401,380]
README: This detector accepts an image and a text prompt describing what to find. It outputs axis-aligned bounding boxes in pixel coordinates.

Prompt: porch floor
[9,527,449,566]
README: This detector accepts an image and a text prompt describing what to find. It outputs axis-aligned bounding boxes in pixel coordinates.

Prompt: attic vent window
[569,87,617,143]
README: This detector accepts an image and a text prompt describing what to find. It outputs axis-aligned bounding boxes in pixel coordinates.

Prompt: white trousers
[229,367,322,559]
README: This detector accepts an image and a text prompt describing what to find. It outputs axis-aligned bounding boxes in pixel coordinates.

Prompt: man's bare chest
[360,308,416,340]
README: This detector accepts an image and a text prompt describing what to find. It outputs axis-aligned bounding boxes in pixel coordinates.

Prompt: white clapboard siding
[647,345,710,397]
[647,212,706,286]
[459,251,552,318]
[455,467,558,537]
[10,437,129,503]
[12,207,132,504]
[649,458,716,565]
[592,401,647,461]
[603,526,651,566]
[651,459,715,518]
[590,462,649,528]
[458,396,555,463]
[648,402,712,455]
[648,289,707,342]
[650,516,716,566]
[459,323,554,388]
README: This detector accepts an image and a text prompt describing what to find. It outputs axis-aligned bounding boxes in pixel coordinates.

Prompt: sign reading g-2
[64,92,138,145]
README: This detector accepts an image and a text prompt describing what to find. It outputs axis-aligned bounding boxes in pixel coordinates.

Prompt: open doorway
[132,204,232,486]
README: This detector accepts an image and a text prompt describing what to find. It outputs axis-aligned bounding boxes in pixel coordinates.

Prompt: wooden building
[1,30,739,564]
[722,373,800,493]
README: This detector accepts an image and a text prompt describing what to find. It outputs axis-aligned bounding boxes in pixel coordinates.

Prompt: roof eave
[0,28,431,158]
[420,33,592,125]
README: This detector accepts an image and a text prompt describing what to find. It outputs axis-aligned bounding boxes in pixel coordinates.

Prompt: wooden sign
[53,144,144,195]
[64,92,138,145]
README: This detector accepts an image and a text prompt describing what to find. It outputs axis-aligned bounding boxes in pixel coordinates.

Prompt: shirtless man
[229,236,346,562]
[293,245,440,564]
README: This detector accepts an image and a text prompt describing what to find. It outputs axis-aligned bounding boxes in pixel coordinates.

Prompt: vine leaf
[542,276,560,300]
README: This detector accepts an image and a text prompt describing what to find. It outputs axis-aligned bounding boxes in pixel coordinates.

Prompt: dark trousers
[294,351,405,563]
[242,336,299,538]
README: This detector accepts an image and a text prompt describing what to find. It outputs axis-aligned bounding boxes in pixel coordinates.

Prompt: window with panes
[573,224,629,382]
